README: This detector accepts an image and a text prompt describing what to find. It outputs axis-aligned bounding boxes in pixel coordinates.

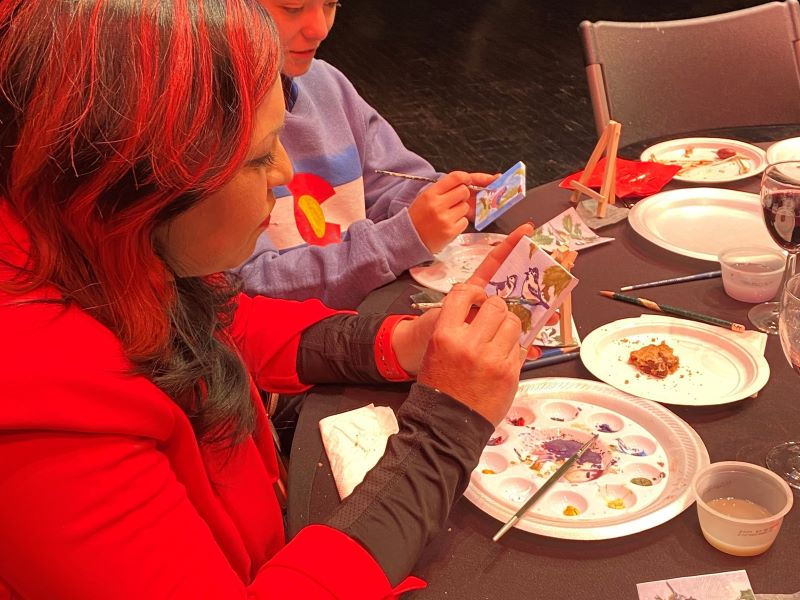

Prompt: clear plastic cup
[718,246,785,303]
[692,461,793,556]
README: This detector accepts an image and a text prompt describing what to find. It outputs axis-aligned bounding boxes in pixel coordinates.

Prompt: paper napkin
[560,157,681,199]
[319,404,399,500]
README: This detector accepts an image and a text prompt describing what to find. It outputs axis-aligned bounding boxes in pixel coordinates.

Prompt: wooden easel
[568,120,621,218]
[552,247,578,346]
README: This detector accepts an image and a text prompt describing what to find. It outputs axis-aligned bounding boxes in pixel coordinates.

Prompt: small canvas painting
[475,161,526,231]
[484,235,579,347]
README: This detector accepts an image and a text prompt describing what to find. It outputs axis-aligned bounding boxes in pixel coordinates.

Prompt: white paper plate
[627,187,779,261]
[580,318,769,406]
[766,137,800,164]
[640,137,767,183]
[409,233,506,293]
[464,377,709,540]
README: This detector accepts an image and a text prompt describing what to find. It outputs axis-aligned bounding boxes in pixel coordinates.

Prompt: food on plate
[715,147,737,159]
[648,145,750,175]
[628,341,679,378]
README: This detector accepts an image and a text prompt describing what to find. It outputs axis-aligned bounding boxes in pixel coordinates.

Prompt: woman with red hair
[0,1,530,597]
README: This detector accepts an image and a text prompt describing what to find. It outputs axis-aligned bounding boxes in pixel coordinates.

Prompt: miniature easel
[552,247,578,346]
[568,120,621,218]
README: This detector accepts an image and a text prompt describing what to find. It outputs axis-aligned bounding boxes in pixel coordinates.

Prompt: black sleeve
[325,382,494,586]
[296,314,389,384]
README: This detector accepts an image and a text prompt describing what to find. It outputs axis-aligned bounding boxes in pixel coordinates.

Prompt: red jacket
[0,204,424,599]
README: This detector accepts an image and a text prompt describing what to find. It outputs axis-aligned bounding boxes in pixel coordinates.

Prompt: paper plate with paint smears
[409,233,507,293]
[464,377,708,540]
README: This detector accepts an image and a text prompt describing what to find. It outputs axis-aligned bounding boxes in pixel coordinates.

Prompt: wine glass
[749,161,800,334]
[765,272,800,488]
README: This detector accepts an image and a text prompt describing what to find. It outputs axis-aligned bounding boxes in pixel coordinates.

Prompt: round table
[286,145,800,598]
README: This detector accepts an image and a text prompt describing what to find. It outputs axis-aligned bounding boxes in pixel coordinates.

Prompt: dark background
[317,0,773,186]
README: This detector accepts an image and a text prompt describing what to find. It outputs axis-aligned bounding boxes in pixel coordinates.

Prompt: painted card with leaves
[529,207,614,253]
[484,235,579,348]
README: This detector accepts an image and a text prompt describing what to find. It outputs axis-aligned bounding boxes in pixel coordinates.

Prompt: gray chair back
[580,1,800,147]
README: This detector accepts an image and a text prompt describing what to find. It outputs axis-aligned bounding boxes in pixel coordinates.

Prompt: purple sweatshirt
[235,60,438,309]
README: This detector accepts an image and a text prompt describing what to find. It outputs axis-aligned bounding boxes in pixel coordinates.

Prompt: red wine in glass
[762,193,800,251]
[750,164,800,334]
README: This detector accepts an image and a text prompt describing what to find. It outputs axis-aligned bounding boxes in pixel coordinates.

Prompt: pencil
[599,291,745,333]
[620,270,722,292]
[492,434,599,542]
[374,169,488,192]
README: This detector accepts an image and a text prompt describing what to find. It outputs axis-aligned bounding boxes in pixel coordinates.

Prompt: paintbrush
[374,169,489,192]
[619,270,722,292]
[493,434,599,542]
[521,346,581,371]
[411,297,538,311]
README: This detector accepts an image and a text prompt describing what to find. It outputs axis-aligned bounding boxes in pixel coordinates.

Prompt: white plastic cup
[692,461,793,556]
[718,246,785,303]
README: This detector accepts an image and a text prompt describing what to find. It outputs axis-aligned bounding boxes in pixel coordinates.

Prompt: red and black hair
[0,0,282,443]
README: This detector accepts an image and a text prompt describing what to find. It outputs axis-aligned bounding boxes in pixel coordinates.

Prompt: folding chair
[580,1,800,147]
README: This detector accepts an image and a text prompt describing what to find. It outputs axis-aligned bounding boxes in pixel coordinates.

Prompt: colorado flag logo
[287,173,342,246]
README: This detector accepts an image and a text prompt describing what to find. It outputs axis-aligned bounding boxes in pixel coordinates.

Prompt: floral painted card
[475,161,526,231]
[637,570,754,600]
[529,207,614,252]
[484,235,579,347]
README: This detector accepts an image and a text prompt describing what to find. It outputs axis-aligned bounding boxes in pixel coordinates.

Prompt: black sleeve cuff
[296,314,385,384]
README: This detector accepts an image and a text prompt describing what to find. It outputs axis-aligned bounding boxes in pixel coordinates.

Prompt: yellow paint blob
[298,194,327,238]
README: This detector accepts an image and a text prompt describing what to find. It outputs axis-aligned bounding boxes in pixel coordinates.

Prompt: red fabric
[0,203,425,599]
[373,314,416,381]
[558,157,681,198]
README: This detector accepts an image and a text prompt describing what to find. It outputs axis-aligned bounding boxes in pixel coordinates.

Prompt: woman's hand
[391,222,535,376]
[466,221,534,287]
[416,284,525,426]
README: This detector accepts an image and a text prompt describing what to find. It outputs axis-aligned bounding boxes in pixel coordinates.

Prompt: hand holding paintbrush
[402,170,499,253]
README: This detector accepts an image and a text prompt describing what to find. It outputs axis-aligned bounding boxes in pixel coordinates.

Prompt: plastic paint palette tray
[464,378,708,540]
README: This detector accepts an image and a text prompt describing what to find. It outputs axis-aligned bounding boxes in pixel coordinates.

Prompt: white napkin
[639,314,768,397]
[319,404,399,500]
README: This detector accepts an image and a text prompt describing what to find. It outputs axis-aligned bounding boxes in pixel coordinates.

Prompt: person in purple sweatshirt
[235,1,497,309]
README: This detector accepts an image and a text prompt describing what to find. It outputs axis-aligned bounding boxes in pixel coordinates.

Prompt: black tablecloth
[287,161,800,598]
